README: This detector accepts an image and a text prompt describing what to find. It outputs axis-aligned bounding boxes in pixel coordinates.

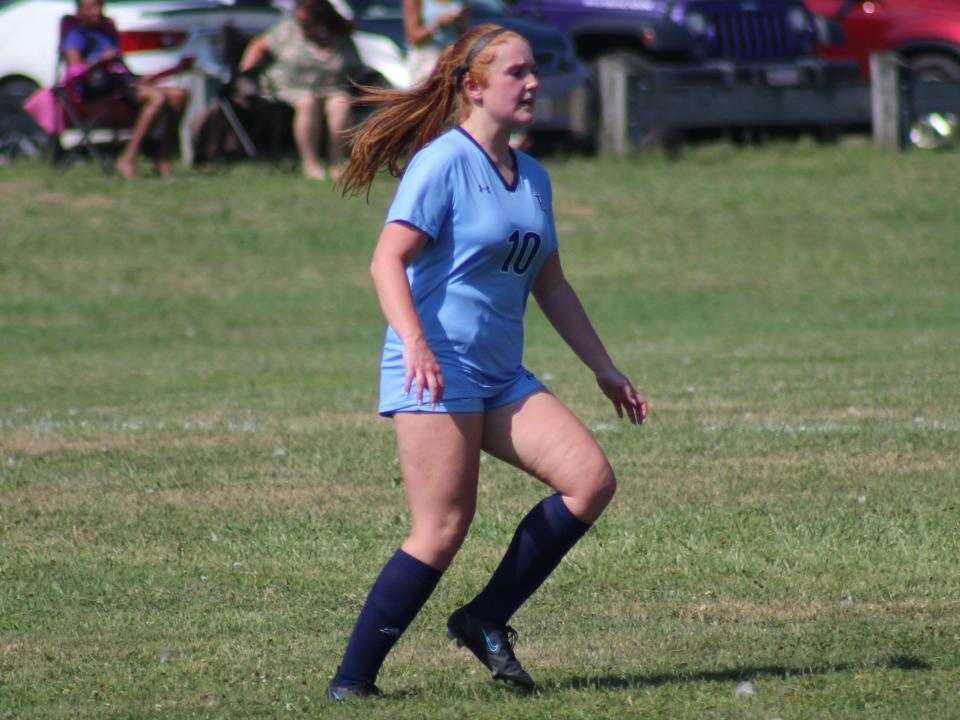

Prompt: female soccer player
[327,24,648,701]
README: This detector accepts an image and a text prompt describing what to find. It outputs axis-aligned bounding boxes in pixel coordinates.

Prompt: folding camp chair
[190,25,294,167]
[23,13,191,174]
[190,24,381,169]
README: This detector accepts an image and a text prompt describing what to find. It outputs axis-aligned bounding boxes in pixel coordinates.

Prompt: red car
[807,0,960,80]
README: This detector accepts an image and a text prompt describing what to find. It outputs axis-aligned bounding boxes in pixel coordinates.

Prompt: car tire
[906,53,960,149]
[0,77,50,163]
[0,75,39,106]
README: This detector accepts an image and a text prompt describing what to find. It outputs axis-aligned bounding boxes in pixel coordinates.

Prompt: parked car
[343,0,592,138]
[807,0,960,81]
[0,0,591,155]
[806,0,960,147]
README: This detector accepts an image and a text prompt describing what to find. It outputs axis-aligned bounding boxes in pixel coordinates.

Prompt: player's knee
[552,452,616,523]
[415,508,474,557]
[602,465,618,505]
[586,459,617,510]
[570,455,615,522]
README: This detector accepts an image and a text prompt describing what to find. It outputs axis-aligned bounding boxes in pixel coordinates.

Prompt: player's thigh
[481,389,614,500]
[394,411,485,530]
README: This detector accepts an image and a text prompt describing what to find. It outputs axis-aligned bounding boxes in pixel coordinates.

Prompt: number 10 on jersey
[501,230,542,275]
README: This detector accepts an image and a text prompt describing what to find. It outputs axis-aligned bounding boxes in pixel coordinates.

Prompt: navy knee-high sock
[466,493,590,626]
[333,549,442,685]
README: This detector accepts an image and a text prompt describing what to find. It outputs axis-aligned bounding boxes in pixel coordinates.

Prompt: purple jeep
[506,0,850,144]
[509,0,842,79]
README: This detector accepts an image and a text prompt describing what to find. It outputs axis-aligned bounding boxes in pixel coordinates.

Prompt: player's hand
[403,336,444,408]
[596,367,647,425]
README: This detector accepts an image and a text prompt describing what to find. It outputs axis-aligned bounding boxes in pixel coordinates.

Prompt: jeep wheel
[586,51,678,152]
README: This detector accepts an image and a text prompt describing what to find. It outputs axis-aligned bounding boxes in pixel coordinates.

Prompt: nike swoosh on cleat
[481,628,501,653]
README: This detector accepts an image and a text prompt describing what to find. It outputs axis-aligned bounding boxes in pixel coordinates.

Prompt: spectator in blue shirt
[64,0,188,177]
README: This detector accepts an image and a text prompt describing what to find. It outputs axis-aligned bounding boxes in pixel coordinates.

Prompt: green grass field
[1,141,958,719]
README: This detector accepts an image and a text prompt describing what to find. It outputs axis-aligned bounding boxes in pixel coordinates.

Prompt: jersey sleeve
[62,28,86,56]
[385,143,453,241]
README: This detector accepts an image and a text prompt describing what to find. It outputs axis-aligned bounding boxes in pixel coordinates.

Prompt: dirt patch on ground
[558,205,598,218]
[684,598,957,625]
[37,189,117,211]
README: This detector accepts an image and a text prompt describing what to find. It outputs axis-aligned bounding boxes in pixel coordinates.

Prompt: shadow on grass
[552,655,932,692]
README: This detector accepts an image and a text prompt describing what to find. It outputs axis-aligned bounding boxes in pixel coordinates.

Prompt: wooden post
[871,52,907,151]
[597,57,627,157]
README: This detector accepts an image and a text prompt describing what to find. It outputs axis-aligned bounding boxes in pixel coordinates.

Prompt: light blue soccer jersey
[378,128,558,413]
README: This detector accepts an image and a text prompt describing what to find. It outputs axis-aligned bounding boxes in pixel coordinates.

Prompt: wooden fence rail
[598,52,960,154]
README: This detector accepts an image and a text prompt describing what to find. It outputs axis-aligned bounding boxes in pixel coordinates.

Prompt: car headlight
[685,10,709,36]
[787,5,810,33]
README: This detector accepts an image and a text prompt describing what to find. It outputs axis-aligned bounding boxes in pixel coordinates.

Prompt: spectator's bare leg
[117,84,165,179]
[155,86,189,177]
[324,92,350,181]
[293,94,324,179]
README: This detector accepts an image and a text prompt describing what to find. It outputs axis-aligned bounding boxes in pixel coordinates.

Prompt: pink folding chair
[23,14,192,174]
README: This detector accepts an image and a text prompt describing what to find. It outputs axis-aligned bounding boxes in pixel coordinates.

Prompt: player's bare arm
[533,252,647,424]
[370,222,444,405]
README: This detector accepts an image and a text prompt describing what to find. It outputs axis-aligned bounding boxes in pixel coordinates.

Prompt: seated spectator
[240,0,362,181]
[63,0,189,178]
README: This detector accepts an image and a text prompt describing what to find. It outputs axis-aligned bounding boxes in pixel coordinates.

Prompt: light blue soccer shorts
[379,368,544,416]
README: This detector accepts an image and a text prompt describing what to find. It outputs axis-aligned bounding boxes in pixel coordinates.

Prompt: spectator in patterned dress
[240,0,362,179]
